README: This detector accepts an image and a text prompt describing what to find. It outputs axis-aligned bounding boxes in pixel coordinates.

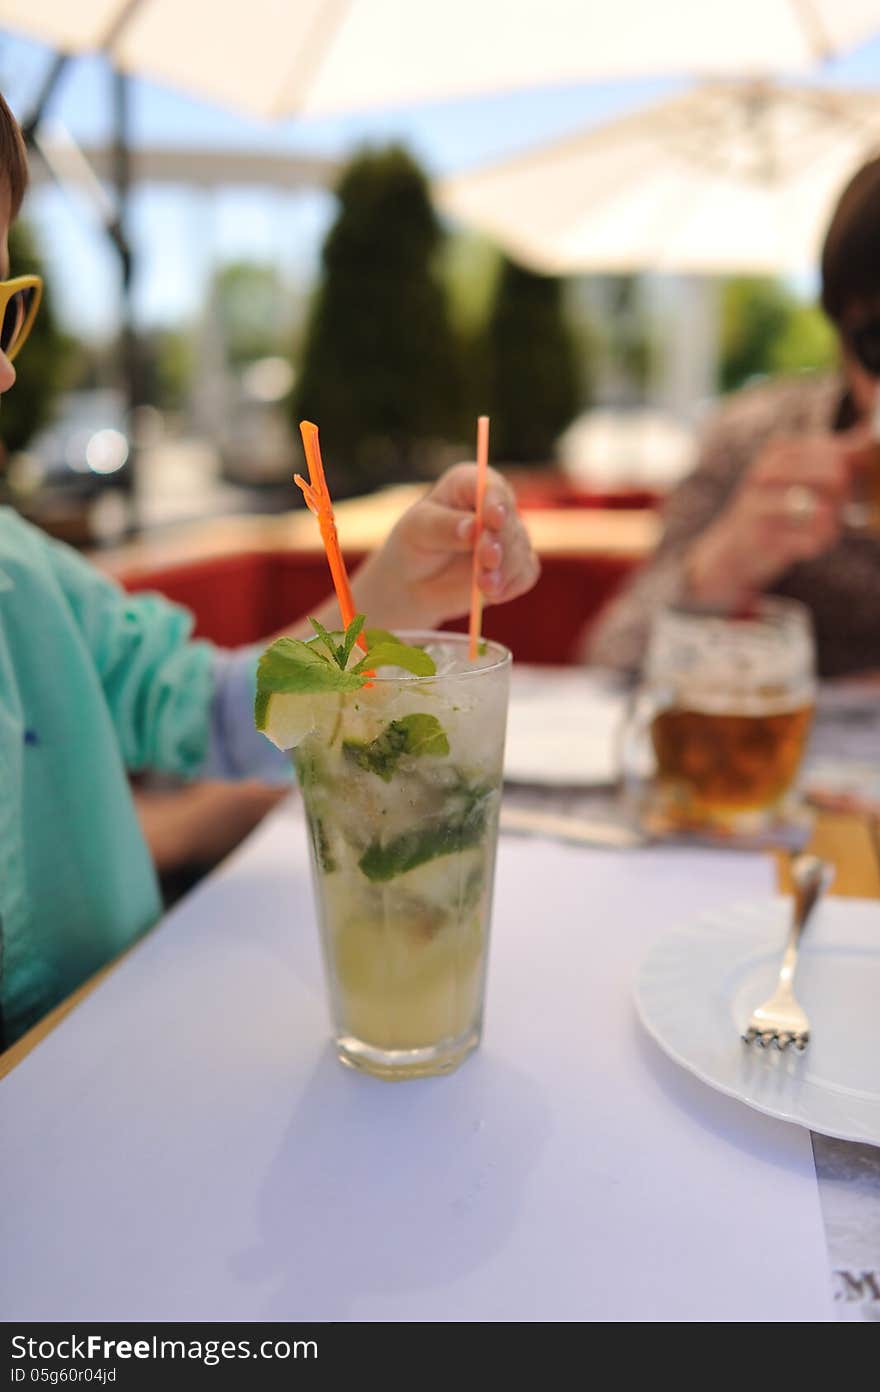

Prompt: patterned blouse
[586,374,880,678]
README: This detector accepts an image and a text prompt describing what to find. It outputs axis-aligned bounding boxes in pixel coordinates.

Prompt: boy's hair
[0,89,29,220]
[821,154,880,325]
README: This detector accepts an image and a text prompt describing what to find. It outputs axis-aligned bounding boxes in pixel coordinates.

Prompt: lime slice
[255,690,323,750]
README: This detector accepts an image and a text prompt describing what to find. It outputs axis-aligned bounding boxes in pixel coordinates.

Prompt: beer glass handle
[616,686,660,823]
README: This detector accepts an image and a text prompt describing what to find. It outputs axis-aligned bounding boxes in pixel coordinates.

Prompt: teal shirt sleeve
[43,533,216,777]
[203,645,292,784]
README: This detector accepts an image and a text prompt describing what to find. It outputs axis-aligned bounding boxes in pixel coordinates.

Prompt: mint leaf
[256,636,366,695]
[352,641,436,676]
[308,617,344,665]
[364,627,401,648]
[255,619,434,724]
[363,628,435,673]
[343,712,449,781]
[340,614,366,668]
[343,729,407,782]
[358,789,491,883]
[307,613,366,669]
[394,713,450,757]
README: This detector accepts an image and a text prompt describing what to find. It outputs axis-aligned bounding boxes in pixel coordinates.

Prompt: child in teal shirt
[0,95,539,1043]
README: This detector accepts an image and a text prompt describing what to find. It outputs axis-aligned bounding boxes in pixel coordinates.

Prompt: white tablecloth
[0,801,832,1321]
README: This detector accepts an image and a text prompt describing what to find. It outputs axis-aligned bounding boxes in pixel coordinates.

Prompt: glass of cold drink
[625,597,816,836]
[292,632,510,1080]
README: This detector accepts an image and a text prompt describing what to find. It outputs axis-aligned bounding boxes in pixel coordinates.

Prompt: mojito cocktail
[258,626,510,1079]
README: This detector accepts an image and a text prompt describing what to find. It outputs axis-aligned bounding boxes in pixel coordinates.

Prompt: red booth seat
[120,549,638,665]
[513,484,662,512]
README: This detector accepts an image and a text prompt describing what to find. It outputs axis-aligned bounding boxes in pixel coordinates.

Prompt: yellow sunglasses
[0,275,43,362]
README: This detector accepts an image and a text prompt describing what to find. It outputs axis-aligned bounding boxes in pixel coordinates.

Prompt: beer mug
[622,597,817,836]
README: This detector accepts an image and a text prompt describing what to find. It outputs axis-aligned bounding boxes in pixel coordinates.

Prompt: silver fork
[741,853,834,1052]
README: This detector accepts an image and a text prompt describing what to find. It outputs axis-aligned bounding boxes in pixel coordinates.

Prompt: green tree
[443,234,501,426]
[719,277,837,393]
[483,256,581,463]
[1,223,73,457]
[138,328,194,412]
[767,302,837,378]
[212,262,287,368]
[292,145,461,495]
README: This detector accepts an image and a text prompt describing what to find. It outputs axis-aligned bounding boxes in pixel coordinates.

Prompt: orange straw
[468,415,490,660]
[295,421,367,649]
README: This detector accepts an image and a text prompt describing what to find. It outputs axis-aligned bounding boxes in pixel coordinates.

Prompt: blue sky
[4,26,880,339]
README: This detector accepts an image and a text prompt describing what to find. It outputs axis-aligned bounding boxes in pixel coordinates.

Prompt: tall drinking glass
[294,632,511,1080]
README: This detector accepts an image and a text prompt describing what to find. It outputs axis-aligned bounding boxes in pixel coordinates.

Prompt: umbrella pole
[110,67,140,535]
[22,52,139,539]
[20,54,69,146]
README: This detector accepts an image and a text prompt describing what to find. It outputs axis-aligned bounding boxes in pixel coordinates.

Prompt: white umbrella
[2,0,880,118]
[436,81,880,274]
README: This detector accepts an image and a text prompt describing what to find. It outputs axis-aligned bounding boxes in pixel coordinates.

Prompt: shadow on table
[632,1014,818,1174]
[230,1046,551,1320]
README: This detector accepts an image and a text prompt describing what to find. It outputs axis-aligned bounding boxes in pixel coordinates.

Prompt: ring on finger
[783,483,819,525]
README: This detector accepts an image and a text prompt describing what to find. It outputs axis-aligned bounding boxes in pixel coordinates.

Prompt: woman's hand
[686,424,872,605]
[351,463,540,630]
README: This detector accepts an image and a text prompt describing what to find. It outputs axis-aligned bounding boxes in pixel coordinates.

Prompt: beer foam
[646,603,815,716]
[663,685,815,717]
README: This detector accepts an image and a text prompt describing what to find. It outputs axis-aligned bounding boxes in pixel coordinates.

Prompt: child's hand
[352,463,540,630]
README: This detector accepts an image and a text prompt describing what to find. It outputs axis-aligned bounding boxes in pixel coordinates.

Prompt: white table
[0,801,835,1322]
[502,666,880,1321]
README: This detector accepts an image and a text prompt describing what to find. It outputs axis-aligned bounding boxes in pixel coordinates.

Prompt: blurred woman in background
[588,156,880,680]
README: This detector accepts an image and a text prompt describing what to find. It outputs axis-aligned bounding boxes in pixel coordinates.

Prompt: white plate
[504,668,626,786]
[635,898,880,1146]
